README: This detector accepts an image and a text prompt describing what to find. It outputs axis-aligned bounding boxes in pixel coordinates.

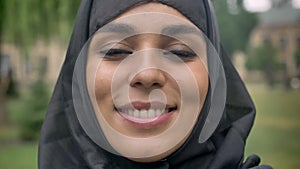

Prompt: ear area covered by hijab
[38,0,272,169]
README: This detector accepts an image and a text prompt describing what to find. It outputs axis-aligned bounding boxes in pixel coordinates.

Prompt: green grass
[245,83,300,169]
[0,127,19,142]
[0,143,38,169]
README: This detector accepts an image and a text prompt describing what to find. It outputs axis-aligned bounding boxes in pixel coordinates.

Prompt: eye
[163,50,196,59]
[99,48,133,60]
[163,43,197,60]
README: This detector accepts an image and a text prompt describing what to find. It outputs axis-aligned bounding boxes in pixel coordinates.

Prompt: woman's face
[86,2,208,162]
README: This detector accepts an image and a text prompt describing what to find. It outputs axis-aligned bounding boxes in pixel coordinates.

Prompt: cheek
[189,62,209,104]
[197,69,208,96]
[94,63,116,101]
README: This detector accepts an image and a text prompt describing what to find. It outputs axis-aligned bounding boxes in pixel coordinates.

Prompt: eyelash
[163,50,196,59]
[100,49,133,58]
[99,49,196,60]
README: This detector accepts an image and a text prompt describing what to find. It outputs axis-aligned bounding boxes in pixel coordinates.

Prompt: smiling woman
[84,9,208,162]
[38,1,272,169]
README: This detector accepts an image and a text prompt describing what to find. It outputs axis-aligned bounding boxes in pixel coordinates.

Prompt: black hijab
[38,0,272,168]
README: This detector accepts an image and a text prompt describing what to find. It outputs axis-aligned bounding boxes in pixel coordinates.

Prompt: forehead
[92,12,203,39]
[112,2,195,32]
[116,2,190,21]
[89,1,205,42]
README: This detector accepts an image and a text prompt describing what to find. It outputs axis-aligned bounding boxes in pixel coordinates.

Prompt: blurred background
[0,0,299,168]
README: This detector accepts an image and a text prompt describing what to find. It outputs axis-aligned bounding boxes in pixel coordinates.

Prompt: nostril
[134,82,143,86]
[129,69,167,88]
[152,82,160,86]
[131,81,162,88]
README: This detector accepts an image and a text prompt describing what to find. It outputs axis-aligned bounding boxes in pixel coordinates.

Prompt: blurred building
[0,40,66,88]
[249,2,300,78]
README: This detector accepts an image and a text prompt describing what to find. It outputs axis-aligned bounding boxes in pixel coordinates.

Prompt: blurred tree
[0,0,81,126]
[1,0,81,50]
[0,0,9,125]
[213,0,258,56]
[272,0,292,8]
[246,44,282,86]
[18,69,50,141]
[295,48,300,68]
[0,0,3,34]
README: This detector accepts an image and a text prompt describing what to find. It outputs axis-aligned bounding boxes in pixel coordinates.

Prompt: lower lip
[117,110,175,129]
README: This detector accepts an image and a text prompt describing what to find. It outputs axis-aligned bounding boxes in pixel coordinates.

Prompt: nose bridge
[140,49,160,67]
[129,50,166,88]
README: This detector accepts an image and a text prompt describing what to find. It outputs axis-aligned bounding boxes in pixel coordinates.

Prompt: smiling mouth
[114,102,177,127]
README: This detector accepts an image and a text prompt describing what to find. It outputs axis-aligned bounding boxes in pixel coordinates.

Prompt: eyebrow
[161,24,201,36]
[98,23,201,37]
[99,23,136,34]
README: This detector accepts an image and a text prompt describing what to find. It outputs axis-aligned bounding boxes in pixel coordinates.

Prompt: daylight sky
[243,0,300,12]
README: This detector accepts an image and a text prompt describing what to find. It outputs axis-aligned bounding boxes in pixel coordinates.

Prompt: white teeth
[140,109,148,118]
[155,109,163,116]
[128,109,134,116]
[120,108,172,118]
[148,109,155,118]
[133,110,139,117]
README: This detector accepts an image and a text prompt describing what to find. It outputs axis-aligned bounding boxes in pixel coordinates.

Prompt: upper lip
[115,101,176,111]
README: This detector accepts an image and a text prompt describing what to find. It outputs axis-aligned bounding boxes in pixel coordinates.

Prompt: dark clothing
[38,0,272,168]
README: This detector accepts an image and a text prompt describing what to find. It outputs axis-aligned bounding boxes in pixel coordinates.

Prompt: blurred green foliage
[214,0,258,56]
[7,72,50,141]
[19,77,49,141]
[0,0,81,140]
[246,44,281,71]
[1,0,81,51]
[0,0,4,37]
[5,70,18,97]
[294,48,300,68]
[246,44,282,86]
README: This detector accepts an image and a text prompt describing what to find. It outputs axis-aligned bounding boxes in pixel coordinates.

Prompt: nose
[130,68,167,88]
